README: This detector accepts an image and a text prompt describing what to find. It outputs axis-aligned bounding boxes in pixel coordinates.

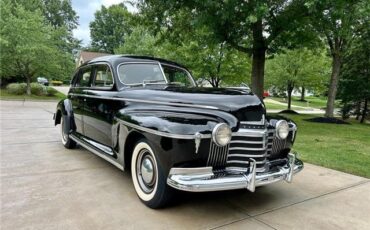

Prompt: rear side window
[93,65,114,88]
[74,67,92,87]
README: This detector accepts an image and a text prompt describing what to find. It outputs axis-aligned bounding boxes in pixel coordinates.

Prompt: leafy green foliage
[137,0,314,97]
[30,83,45,96]
[305,0,369,117]
[90,3,133,53]
[266,48,330,109]
[337,20,370,123]
[6,83,57,97]
[0,2,70,94]
[6,83,27,95]
[116,26,251,87]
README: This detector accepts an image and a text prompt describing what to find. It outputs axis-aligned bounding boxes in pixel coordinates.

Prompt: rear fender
[55,99,76,134]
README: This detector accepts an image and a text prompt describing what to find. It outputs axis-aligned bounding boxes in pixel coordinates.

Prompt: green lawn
[0,89,66,101]
[264,102,289,110]
[264,101,306,111]
[279,114,370,178]
[270,96,329,109]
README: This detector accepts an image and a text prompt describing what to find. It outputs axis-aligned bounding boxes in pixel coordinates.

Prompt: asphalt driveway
[1,100,369,230]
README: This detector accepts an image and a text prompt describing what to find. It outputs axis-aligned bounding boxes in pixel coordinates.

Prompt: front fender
[115,105,239,137]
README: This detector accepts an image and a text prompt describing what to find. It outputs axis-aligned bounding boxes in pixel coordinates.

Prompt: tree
[306,0,368,117]
[116,26,251,87]
[338,22,370,123]
[90,3,133,53]
[0,2,66,94]
[137,0,312,98]
[266,48,329,110]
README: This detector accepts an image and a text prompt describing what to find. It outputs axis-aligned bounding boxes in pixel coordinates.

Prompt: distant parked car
[263,90,270,98]
[37,77,49,86]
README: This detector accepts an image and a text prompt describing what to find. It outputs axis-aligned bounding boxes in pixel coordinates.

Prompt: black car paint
[55,55,293,174]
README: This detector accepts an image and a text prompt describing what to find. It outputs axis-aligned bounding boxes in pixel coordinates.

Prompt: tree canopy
[0,1,71,93]
[90,3,133,53]
[306,0,369,117]
[266,48,330,109]
[116,25,251,87]
[137,0,313,97]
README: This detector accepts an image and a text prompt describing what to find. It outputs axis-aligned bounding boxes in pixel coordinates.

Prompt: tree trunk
[251,19,266,99]
[355,101,361,120]
[300,86,305,101]
[287,83,294,110]
[325,54,341,117]
[360,99,368,123]
[26,76,31,95]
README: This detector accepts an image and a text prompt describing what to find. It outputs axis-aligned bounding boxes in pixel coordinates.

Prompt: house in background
[76,51,110,67]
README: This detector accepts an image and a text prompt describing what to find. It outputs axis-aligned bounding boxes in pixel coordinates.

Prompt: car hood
[116,86,265,122]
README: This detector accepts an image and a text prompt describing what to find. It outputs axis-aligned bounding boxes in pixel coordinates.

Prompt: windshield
[117,63,195,87]
[118,63,166,85]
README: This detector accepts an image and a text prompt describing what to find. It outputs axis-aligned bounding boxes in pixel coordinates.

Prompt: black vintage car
[54,55,303,208]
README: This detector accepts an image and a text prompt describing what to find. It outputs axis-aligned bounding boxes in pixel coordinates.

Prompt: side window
[93,65,114,88]
[75,67,92,87]
[162,65,194,87]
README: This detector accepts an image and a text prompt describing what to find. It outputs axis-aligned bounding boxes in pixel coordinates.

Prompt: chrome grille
[226,129,268,172]
[207,121,295,172]
[267,129,287,156]
[207,141,229,169]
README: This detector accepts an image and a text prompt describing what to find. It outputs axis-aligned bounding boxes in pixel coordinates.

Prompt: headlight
[276,120,289,139]
[212,123,232,146]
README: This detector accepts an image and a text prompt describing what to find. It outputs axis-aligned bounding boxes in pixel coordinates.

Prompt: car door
[69,66,93,135]
[83,64,118,147]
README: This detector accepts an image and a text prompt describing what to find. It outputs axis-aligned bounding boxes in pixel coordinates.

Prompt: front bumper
[167,153,303,192]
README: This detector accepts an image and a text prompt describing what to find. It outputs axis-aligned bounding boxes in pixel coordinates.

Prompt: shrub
[46,86,58,96]
[51,80,63,86]
[6,83,27,95]
[30,83,46,96]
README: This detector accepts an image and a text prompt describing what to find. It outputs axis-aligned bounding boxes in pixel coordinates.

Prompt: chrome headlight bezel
[275,120,290,140]
[212,123,232,146]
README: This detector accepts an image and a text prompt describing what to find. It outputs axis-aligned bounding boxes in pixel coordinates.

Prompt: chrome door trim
[70,134,123,170]
[68,93,220,110]
[118,120,212,140]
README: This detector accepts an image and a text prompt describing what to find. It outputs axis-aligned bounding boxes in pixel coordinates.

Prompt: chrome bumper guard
[167,153,303,192]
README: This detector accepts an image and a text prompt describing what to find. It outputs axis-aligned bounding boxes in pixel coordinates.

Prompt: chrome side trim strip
[118,120,211,140]
[70,134,124,170]
[69,93,219,110]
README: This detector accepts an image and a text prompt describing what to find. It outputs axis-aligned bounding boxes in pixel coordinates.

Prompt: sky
[71,0,136,46]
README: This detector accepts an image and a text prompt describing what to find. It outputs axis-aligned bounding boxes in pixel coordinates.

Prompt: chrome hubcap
[141,157,154,185]
[136,149,157,193]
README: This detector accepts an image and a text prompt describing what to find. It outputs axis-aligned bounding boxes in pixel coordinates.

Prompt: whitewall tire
[131,139,173,208]
[60,115,76,149]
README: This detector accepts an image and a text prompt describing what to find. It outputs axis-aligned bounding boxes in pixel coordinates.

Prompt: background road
[1,100,369,229]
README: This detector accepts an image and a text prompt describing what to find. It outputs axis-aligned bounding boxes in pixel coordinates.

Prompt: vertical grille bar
[207,141,229,168]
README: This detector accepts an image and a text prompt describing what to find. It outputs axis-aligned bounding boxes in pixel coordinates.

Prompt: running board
[69,134,123,170]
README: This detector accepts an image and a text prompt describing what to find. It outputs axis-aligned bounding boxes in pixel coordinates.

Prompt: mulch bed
[278,110,300,114]
[304,117,350,124]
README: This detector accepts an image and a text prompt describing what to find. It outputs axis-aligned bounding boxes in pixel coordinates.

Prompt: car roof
[82,54,189,70]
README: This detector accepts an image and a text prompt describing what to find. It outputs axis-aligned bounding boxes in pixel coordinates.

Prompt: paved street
[1,100,369,230]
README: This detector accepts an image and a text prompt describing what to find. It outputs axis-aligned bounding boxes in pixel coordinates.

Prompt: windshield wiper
[143,79,167,86]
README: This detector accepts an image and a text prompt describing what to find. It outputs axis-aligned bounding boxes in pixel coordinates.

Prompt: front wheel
[60,115,76,149]
[131,140,173,208]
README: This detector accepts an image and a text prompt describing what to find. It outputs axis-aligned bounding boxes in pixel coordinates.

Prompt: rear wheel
[60,115,76,149]
[131,139,173,208]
